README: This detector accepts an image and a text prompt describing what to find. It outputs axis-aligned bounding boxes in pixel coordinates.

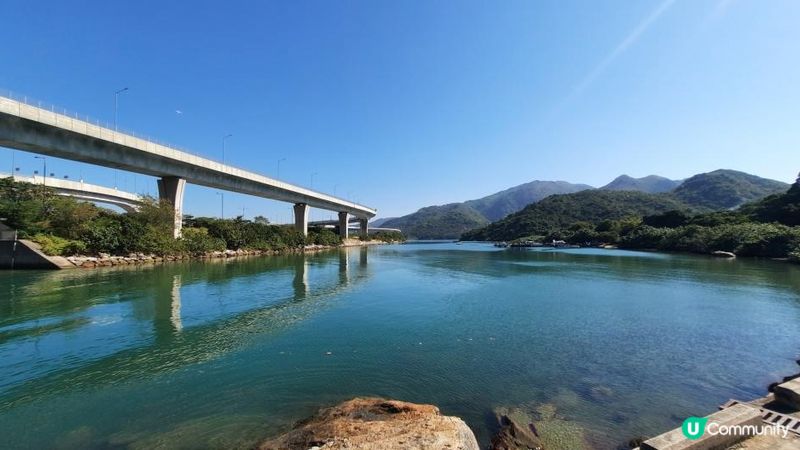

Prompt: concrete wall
[0,240,73,270]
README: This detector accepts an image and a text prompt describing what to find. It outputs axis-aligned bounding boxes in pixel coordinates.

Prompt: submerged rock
[258,397,479,450]
[489,413,544,450]
[495,402,590,450]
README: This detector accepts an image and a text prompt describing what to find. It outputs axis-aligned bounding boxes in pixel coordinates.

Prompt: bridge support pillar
[294,203,309,237]
[338,212,349,239]
[157,176,186,238]
[359,218,368,239]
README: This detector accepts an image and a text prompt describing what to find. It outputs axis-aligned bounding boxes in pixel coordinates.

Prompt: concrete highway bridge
[0,94,376,238]
[1,172,142,213]
[308,218,400,234]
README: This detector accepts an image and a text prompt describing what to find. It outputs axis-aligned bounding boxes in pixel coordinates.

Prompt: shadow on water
[0,248,370,410]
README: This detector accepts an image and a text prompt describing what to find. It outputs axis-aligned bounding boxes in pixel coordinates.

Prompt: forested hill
[461,190,688,241]
[384,169,789,240]
[600,175,680,193]
[672,169,788,210]
[380,203,489,240]
[464,180,593,221]
[382,180,590,239]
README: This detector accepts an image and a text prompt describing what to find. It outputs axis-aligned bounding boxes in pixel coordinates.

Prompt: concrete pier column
[293,259,309,299]
[339,250,349,284]
[338,212,349,239]
[294,203,309,236]
[359,218,368,239]
[157,176,186,238]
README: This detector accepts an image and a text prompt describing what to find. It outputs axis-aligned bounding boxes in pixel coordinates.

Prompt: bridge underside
[57,191,139,213]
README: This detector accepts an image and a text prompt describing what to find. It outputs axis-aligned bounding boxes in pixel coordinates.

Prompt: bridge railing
[0,89,370,209]
[0,88,209,164]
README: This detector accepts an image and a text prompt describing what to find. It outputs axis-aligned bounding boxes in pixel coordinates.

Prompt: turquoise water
[1,242,800,449]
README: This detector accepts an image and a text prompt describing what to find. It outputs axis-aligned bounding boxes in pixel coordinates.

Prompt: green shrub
[619,226,675,250]
[31,233,87,256]
[185,217,307,250]
[80,214,123,254]
[181,227,226,255]
[306,228,342,246]
[371,231,406,243]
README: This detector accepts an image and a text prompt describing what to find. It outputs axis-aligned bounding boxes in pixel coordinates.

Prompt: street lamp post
[222,134,233,165]
[331,184,339,220]
[216,192,225,219]
[114,87,129,189]
[34,156,46,186]
[277,158,286,179]
[34,156,46,206]
[114,87,129,131]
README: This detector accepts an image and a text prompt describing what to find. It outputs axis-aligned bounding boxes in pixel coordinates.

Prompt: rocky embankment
[64,248,310,268]
[258,397,480,450]
[62,240,391,269]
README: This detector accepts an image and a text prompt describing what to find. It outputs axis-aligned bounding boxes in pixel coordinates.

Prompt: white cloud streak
[549,0,677,117]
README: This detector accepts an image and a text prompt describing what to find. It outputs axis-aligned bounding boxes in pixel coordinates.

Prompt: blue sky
[1,0,798,220]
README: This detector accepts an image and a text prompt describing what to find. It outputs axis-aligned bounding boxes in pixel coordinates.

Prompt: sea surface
[1,242,799,449]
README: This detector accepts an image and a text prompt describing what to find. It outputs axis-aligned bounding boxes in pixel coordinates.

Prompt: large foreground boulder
[259,397,480,450]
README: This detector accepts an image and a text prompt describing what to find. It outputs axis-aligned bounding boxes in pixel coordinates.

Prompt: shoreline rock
[490,413,544,450]
[60,240,392,270]
[258,397,479,450]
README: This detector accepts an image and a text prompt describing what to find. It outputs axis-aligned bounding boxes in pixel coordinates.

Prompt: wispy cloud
[548,0,677,118]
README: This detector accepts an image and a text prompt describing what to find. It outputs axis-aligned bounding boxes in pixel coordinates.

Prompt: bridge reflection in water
[0,247,370,407]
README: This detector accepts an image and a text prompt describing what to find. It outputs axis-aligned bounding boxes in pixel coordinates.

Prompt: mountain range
[600,174,681,193]
[381,170,789,239]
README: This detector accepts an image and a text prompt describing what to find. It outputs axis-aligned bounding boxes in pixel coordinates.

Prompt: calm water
[1,243,800,449]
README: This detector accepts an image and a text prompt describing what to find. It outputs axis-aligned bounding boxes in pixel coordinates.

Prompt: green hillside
[382,180,590,239]
[601,175,680,193]
[672,169,788,210]
[740,177,800,226]
[461,190,688,241]
[382,203,489,240]
[464,180,592,221]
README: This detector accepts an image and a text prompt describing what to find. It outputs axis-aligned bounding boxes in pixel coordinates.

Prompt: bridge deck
[0,95,375,219]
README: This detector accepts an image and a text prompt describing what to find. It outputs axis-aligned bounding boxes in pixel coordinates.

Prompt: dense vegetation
[461,190,688,241]
[464,180,593,221]
[465,179,800,261]
[384,169,787,240]
[617,183,800,259]
[671,169,788,210]
[369,230,406,243]
[382,203,489,240]
[0,177,403,256]
[382,180,592,239]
